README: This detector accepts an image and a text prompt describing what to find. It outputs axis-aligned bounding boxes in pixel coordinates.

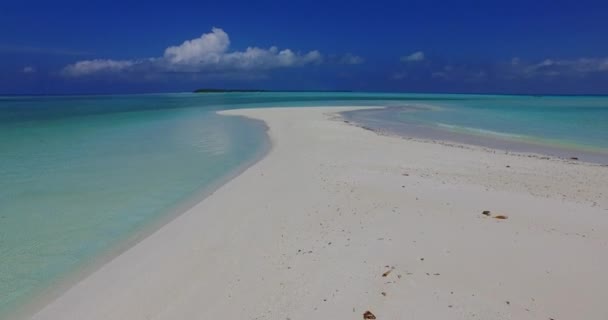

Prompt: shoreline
[340,115,608,167]
[28,107,608,320]
[7,116,272,320]
[340,107,608,165]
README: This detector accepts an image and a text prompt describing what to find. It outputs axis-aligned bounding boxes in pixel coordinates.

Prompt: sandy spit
[31,107,608,320]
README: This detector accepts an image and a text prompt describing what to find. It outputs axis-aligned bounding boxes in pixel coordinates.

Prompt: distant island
[194,89,267,93]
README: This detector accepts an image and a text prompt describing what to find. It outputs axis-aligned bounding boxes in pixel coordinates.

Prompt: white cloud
[401,51,425,62]
[521,57,608,77]
[63,28,325,77]
[428,65,486,82]
[63,59,137,77]
[220,47,322,70]
[557,58,608,72]
[22,66,36,73]
[339,53,364,65]
[163,27,230,65]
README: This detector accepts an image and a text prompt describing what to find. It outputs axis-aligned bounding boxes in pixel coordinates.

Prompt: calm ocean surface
[1,92,607,316]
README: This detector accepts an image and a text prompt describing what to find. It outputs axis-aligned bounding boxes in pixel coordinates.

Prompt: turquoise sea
[341,94,608,163]
[1,92,607,317]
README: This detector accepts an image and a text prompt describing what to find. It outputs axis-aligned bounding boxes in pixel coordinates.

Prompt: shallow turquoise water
[391,95,608,151]
[337,94,608,161]
[1,92,607,316]
[0,95,273,316]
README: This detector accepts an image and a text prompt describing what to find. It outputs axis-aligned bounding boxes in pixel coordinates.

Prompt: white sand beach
[31,107,608,320]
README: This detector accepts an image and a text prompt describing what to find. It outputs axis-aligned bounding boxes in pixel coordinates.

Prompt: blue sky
[1,0,608,94]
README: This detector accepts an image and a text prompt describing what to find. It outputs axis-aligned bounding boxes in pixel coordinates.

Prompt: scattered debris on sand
[363,310,377,319]
[382,266,394,277]
[482,211,508,220]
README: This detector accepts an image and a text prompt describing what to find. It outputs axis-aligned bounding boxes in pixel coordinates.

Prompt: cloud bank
[63,59,137,77]
[443,57,608,81]
[392,54,608,83]
[63,28,323,77]
[520,57,608,77]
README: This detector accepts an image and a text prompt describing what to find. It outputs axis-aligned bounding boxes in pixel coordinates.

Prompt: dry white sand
[31,107,608,320]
